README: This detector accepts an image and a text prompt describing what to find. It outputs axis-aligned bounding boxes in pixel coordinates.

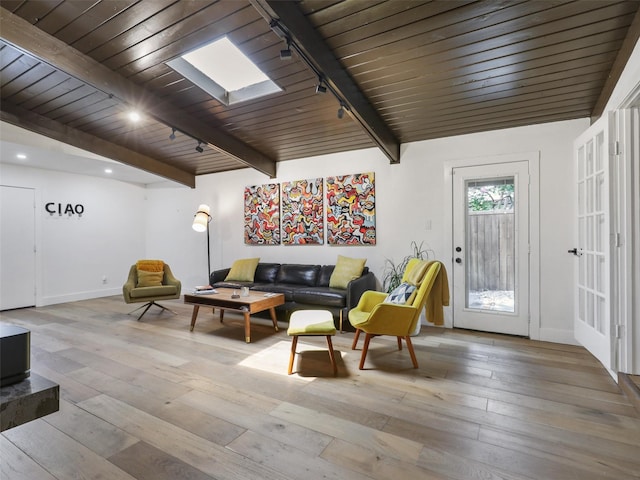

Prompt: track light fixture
[269,19,351,124]
[195,141,204,153]
[169,128,176,140]
[315,77,327,94]
[280,37,292,59]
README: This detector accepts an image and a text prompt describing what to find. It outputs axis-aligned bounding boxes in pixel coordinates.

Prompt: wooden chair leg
[288,336,298,375]
[326,336,337,375]
[359,333,372,370]
[397,336,402,350]
[405,336,419,368]
[352,328,361,350]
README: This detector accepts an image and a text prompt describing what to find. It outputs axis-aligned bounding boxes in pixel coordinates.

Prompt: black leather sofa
[210,263,376,331]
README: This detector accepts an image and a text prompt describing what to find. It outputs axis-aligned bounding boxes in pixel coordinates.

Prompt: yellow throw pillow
[136,259,164,272]
[404,260,429,286]
[329,255,366,289]
[225,258,260,282]
[137,270,164,287]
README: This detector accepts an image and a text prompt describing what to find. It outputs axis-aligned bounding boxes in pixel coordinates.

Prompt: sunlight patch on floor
[238,339,347,379]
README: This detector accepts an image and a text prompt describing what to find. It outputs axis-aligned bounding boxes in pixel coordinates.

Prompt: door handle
[568,248,582,256]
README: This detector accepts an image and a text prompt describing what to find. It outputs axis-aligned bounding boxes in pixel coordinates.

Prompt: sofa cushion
[136,270,163,287]
[276,264,320,287]
[293,287,346,308]
[318,265,334,287]
[130,285,177,298]
[136,259,164,272]
[255,263,281,283]
[225,257,260,282]
[384,282,417,304]
[319,265,369,287]
[329,255,366,288]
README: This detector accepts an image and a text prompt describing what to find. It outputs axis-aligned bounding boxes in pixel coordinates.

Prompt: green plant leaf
[382,241,434,292]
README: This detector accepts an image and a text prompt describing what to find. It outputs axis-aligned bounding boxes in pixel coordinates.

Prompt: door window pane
[596,254,605,294]
[595,132,604,171]
[578,146,585,180]
[595,213,605,253]
[578,182,585,215]
[595,172,604,212]
[465,177,515,313]
[586,140,594,175]
[596,295,605,334]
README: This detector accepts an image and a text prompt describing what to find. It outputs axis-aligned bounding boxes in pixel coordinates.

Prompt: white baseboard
[39,287,122,306]
[538,327,579,345]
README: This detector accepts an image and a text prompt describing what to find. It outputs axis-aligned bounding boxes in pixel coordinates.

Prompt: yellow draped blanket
[424,261,450,326]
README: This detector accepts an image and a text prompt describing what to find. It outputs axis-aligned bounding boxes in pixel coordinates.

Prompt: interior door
[1,185,36,310]
[452,162,530,336]
[573,114,614,374]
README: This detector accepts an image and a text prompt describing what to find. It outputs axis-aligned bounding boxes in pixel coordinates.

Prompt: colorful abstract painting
[244,183,280,245]
[326,172,376,245]
[281,178,324,245]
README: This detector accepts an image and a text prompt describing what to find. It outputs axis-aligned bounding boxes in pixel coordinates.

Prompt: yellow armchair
[348,259,445,369]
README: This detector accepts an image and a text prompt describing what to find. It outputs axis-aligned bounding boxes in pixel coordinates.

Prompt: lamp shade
[192,204,210,232]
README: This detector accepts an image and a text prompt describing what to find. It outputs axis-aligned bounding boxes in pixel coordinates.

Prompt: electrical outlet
[102,275,107,284]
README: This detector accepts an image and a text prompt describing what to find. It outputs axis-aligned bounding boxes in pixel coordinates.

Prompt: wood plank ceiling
[1,0,639,187]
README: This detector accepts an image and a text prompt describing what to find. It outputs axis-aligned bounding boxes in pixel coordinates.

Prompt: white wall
[145,118,588,344]
[1,163,148,305]
[1,118,587,344]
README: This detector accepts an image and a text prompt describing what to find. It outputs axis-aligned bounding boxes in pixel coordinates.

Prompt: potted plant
[382,241,434,293]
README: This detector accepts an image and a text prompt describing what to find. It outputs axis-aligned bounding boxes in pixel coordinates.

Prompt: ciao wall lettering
[45,202,85,217]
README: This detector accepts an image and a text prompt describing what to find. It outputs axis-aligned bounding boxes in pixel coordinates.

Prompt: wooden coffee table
[184,288,284,343]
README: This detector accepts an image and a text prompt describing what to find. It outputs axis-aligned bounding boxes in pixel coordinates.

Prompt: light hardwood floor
[1,296,639,480]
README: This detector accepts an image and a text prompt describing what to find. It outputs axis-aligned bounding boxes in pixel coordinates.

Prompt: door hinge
[613,141,620,155]
[615,324,624,339]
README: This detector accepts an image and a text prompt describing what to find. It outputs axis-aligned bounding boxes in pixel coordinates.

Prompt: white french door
[452,162,530,336]
[573,114,614,375]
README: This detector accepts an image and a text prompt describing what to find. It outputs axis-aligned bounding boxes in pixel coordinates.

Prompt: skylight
[167,36,281,106]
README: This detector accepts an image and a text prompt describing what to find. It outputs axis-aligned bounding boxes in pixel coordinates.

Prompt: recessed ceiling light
[104,168,113,174]
[16,153,27,159]
[128,111,141,122]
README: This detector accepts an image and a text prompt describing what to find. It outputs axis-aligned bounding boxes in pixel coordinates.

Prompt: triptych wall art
[244,172,375,246]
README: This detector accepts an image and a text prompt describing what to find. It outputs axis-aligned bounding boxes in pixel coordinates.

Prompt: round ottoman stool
[287,310,337,375]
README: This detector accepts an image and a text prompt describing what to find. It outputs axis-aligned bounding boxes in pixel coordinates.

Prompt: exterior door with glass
[452,162,530,336]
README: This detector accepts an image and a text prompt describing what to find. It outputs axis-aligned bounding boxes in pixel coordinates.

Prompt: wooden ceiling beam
[0,7,277,177]
[0,102,196,188]
[259,0,401,164]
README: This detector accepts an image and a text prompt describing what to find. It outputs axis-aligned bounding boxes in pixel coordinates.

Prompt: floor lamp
[192,204,212,281]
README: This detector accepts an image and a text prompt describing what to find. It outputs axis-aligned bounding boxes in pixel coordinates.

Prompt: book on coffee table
[193,285,217,295]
